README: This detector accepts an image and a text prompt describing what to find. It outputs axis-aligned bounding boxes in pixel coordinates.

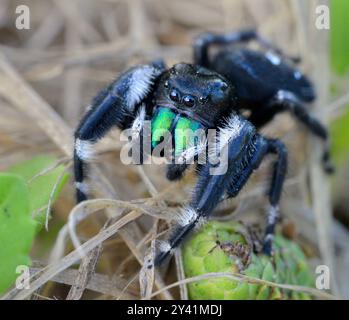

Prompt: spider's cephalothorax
[149,63,237,160]
[74,30,333,266]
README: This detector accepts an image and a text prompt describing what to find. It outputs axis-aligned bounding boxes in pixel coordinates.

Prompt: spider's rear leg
[74,63,164,202]
[193,29,300,67]
[261,139,287,255]
[253,90,335,174]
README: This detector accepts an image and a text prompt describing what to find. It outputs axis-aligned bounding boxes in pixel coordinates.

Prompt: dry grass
[0,0,348,299]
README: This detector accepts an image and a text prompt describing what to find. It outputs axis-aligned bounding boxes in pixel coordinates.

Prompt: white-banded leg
[155,114,259,265]
[262,139,287,255]
[74,63,164,202]
[271,90,334,174]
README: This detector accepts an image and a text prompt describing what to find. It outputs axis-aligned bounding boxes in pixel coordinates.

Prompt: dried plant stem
[66,237,103,300]
[306,0,339,296]
[0,54,72,155]
[149,272,338,300]
[10,210,142,300]
[329,92,349,118]
[24,37,130,81]
[175,250,188,300]
[45,162,71,230]
[27,157,71,184]
[11,267,137,299]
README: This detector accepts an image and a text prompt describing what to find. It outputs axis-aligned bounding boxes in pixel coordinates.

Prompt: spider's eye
[169,89,180,102]
[198,96,209,104]
[183,95,195,107]
[164,80,169,88]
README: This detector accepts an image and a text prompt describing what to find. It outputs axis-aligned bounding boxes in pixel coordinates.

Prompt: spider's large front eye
[170,89,180,102]
[183,95,195,107]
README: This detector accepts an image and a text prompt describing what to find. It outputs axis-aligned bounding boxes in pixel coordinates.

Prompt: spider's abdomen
[151,107,202,156]
[211,49,315,104]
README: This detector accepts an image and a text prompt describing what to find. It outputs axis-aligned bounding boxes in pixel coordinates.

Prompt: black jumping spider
[74,30,333,266]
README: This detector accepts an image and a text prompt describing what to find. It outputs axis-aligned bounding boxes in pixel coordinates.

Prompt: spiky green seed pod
[182,221,314,300]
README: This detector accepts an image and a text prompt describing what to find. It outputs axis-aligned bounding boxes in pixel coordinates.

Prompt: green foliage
[331,0,349,75]
[0,174,36,294]
[8,155,69,226]
[330,106,349,166]
[183,221,314,300]
[0,156,69,294]
[329,1,349,166]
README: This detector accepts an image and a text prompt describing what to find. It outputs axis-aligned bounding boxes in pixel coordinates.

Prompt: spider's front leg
[155,115,287,265]
[74,62,165,202]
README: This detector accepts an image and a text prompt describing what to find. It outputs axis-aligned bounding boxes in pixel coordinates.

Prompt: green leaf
[7,155,69,226]
[330,105,349,166]
[331,0,349,75]
[0,174,37,294]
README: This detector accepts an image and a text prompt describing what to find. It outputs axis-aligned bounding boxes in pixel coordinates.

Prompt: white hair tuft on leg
[176,206,198,227]
[75,139,95,161]
[126,65,161,109]
[157,240,172,253]
[131,103,146,137]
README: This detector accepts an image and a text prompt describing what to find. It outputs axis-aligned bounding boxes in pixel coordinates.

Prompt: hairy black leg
[226,136,269,198]
[270,90,335,174]
[166,164,189,181]
[193,29,300,67]
[155,135,288,264]
[224,136,287,256]
[262,139,287,255]
[247,104,283,129]
[155,115,260,265]
[74,63,164,203]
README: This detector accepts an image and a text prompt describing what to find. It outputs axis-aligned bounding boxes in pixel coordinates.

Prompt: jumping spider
[74,30,333,266]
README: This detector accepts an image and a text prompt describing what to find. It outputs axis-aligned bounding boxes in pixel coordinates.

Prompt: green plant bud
[182,221,314,300]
